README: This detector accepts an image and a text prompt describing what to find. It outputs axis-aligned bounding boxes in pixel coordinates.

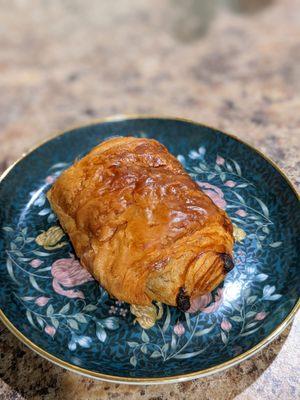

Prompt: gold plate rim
[0,114,299,384]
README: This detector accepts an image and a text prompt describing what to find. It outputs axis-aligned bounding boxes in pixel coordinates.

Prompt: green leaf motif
[220,172,226,181]
[74,313,87,323]
[58,303,70,314]
[221,331,228,345]
[46,304,54,316]
[185,312,191,331]
[141,330,150,343]
[162,306,171,333]
[232,159,242,176]
[96,326,107,342]
[37,316,45,329]
[232,192,245,204]
[37,266,52,272]
[171,333,177,350]
[29,276,45,293]
[230,316,243,322]
[245,311,256,318]
[3,226,14,232]
[51,318,59,329]
[32,250,50,257]
[269,242,282,248]
[162,343,169,353]
[68,319,79,330]
[127,341,138,348]
[141,344,148,354]
[254,197,270,218]
[130,355,137,367]
[226,162,233,172]
[84,304,98,312]
[26,310,38,329]
[6,258,18,284]
[195,323,216,337]
[150,351,161,358]
[174,348,207,359]
[101,317,119,330]
[246,296,257,305]
[240,326,261,336]
[245,321,258,329]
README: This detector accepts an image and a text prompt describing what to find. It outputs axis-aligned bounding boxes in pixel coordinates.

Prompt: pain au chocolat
[47,137,234,311]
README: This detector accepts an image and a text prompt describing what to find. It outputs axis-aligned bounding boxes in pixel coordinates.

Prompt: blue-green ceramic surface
[0,117,299,382]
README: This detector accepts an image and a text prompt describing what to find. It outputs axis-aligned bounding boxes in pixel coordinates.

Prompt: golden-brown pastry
[47,137,234,311]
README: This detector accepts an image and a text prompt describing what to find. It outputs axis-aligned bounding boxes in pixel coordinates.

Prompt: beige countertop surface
[0,0,299,399]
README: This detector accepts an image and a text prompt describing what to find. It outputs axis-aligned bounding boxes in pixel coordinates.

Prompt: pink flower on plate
[188,293,212,313]
[45,325,56,337]
[255,311,267,320]
[30,259,43,268]
[45,175,55,184]
[235,209,247,217]
[224,180,236,188]
[197,182,227,209]
[201,288,223,314]
[216,155,225,166]
[51,256,94,299]
[189,288,223,314]
[221,319,232,331]
[173,323,185,336]
[35,296,50,307]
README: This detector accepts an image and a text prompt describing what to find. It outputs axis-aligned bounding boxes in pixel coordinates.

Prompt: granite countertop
[0,0,299,399]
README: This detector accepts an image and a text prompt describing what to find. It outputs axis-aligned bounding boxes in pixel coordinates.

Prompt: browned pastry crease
[47,137,234,310]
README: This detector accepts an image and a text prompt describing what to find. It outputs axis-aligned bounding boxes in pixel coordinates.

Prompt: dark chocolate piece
[220,253,234,273]
[176,287,191,312]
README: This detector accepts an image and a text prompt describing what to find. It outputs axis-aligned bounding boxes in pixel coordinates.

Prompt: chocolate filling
[176,287,190,312]
[220,253,234,273]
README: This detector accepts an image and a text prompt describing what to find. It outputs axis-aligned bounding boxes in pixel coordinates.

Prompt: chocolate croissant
[47,137,234,311]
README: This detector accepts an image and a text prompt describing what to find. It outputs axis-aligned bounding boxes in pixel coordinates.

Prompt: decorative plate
[0,116,299,384]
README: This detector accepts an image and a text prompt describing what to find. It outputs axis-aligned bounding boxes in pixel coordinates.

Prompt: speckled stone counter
[0,0,299,399]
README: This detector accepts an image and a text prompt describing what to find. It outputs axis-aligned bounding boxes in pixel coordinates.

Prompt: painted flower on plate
[255,311,267,320]
[35,296,50,306]
[233,225,246,242]
[45,325,56,337]
[224,180,236,188]
[35,226,67,250]
[51,256,94,299]
[174,323,185,336]
[235,209,247,217]
[197,182,227,209]
[221,319,232,331]
[189,288,223,314]
[216,155,225,165]
[30,259,43,268]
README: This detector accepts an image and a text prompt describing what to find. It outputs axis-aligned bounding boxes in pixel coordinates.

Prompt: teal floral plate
[0,116,299,384]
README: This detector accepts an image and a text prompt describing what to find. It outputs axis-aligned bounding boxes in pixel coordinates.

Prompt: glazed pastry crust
[47,137,234,309]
